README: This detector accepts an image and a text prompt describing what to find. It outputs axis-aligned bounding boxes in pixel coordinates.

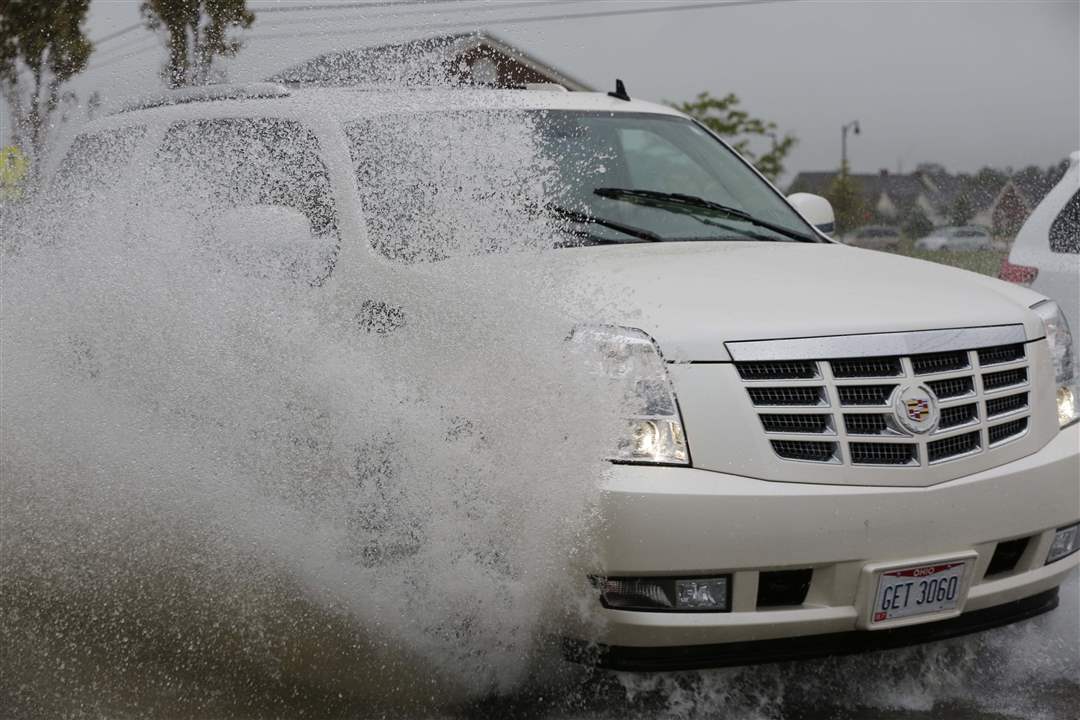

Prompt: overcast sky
[11,0,1080,184]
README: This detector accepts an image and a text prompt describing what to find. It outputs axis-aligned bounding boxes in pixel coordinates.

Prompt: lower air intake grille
[989,417,1028,445]
[928,431,980,463]
[770,440,836,462]
[757,569,813,608]
[985,537,1030,577]
[850,442,917,465]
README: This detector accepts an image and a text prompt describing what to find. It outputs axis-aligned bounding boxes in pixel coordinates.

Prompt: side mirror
[211,205,334,281]
[787,193,835,235]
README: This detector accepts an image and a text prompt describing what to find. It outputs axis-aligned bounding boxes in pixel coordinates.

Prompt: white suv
[50,84,1079,671]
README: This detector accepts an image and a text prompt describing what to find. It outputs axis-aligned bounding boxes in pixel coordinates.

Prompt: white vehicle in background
[1000,151,1079,362]
[47,84,1079,671]
[916,225,994,252]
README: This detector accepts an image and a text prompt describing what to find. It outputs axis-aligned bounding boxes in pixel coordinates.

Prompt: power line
[88,0,800,72]
[247,0,802,42]
[90,22,143,46]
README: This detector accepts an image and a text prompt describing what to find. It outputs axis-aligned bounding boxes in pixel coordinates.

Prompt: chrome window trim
[726,325,1029,362]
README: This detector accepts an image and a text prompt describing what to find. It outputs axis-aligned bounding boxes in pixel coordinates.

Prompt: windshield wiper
[594,188,817,243]
[546,204,662,243]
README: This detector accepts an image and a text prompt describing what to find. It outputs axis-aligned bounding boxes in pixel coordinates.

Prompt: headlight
[1032,300,1078,427]
[575,326,689,465]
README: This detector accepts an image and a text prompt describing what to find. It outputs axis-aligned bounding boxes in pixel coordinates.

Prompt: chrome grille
[830,357,902,378]
[771,440,837,462]
[748,386,826,406]
[737,340,1031,468]
[760,414,831,434]
[843,414,890,435]
[927,376,975,399]
[989,417,1028,445]
[938,403,978,430]
[978,343,1025,366]
[986,392,1028,418]
[837,384,896,406]
[850,442,918,465]
[912,350,969,375]
[928,431,981,463]
[983,367,1027,391]
[736,361,817,380]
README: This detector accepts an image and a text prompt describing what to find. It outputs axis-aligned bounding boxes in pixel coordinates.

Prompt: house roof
[268,31,593,91]
[787,171,924,214]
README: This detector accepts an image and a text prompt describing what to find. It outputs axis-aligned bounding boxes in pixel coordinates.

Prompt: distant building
[787,166,1055,235]
[269,31,592,91]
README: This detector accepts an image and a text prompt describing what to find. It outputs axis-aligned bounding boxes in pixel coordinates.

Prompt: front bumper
[574,426,1079,663]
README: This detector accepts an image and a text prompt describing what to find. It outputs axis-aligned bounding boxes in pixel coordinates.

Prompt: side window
[154,118,340,282]
[51,126,146,201]
[1049,190,1079,254]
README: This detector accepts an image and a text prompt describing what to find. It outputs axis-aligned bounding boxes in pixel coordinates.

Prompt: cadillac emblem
[892,384,939,434]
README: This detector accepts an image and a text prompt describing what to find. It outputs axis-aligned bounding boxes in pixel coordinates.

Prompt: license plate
[871,560,968,624]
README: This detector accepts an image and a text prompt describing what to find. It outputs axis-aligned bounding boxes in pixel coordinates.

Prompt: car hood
[422,242,1047,361]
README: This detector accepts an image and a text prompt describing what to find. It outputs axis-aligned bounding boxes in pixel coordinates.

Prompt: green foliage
[902,206,933,239]
[671,91,796,182]
[823,163,869,234]
[140,0,255,88]
[0,0,92,172]
[949,194,974,226]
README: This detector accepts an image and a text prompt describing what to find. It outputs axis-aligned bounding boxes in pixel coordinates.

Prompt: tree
[140,0,255,88]
[671,91,796,182]
[823,162,869,234]
[0,0,92,177]
[902,206,933,239]
[949,194,974,226]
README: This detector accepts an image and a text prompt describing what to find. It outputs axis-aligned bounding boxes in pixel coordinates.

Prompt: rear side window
[51,126,146,201]
[1049,190,1079,254]
[154,118,340,281]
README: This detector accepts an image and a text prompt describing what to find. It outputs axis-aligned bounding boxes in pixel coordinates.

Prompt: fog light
[676,578,729,611]
[599,578,673,610]
[1046,523,1080,564]
[597,575,731,612]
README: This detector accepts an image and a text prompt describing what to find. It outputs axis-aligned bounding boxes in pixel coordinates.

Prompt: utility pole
[841,120,861,174]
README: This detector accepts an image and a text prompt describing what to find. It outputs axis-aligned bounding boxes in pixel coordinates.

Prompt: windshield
[345,110,818,262]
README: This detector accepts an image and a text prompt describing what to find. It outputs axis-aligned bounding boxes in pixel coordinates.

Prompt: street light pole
[841,120,861,174]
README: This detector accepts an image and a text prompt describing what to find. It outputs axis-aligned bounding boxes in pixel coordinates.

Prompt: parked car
[1000,151,1079,367]
[49,84,1079,670]
[843,224,901,250]
[916,225,994,251]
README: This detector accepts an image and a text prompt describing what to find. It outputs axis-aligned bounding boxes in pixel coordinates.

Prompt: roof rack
[114,83,290,115]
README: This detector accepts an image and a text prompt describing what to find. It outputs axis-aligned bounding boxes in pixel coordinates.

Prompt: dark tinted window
[1049,190,1079,254]
[51,126,146,201]
[154,118,340,281]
